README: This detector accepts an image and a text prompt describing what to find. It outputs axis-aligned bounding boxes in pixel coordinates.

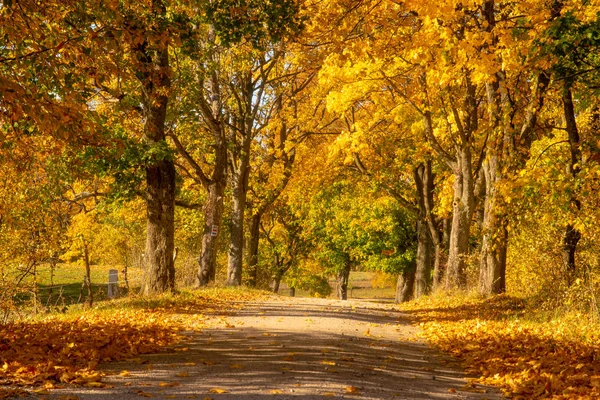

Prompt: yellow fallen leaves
[0,310,179,388]
[345,386,361,393]
[159,381,180,387]
[401,293,600,400]
[208,388,228,394]
[0,288,267,391]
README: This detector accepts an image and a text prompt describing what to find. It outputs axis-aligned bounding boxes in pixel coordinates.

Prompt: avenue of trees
[2,0,600,308]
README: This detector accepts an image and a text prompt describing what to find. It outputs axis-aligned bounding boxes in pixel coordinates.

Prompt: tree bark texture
[477,2,550,295]
[197,179,225,286]
[227,134,251,286]
[337,260,351,300]
[414,219,433,298]
[246,212,262,288]
[445,150,475,290]
[478,155,508,294]
[414,161,437,298]
[139,1,176,295]
[227,179,246,286]
[433,218,451,289]
[144,158,176,294]
[395,266,415,303]
[272,270,284,293]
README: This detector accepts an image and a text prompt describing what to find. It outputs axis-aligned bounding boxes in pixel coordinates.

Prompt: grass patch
[399,292,600,399]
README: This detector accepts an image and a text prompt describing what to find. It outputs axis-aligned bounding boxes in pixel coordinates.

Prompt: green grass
[279,271,397,300]
[14,263,143,309]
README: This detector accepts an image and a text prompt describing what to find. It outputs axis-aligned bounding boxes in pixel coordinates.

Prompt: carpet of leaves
[401,293,600,399]
[0,288,268,396]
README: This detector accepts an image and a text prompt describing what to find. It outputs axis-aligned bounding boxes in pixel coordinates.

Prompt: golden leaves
[345,386,361,393]
[159,382,180,388]
[401,293,600,399]
[0,289,262,393]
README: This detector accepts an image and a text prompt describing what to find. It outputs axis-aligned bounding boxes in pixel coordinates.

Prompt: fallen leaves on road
[0,310,180,387]
[401,293,600,399]
[0,288,269,391]
[345,386,361,393]
[208,388,228,394]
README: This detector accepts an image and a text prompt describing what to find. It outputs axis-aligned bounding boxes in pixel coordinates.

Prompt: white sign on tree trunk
[108,269,118,298]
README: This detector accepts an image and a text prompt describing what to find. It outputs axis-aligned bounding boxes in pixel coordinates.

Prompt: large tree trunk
[478,154,508,294]
[477,1,550,295]
[191,25,228,287]
[140,2,176,295]
[144,159,176,294]
[395,266,415,303]
[197,179,225,286]
[445,150,475,290]
[337,260,351,300]
[246,212,262,287]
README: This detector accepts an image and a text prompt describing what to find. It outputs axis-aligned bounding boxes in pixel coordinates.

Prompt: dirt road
[49,297,503,399]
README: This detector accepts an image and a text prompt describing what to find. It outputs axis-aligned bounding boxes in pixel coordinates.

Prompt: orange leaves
[0,312,180,388]
[345,386,361,393]
[401,294,600,399]
[0,288,267,394]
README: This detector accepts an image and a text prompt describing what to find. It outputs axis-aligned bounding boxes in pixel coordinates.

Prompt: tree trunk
[478,156,508,294]
[246,212,262,287]
[227,181,245,286]
[562,85,582,278]
[433,218,451,289]
[563,225,580,276]
[445,151,475,290]
[272,271,283,293]
[226,157,249,286]
[226,113,252,286]
[414,219,433,298]
[414,162,436,298]
[395,266,415,303]
[82,240,93,307]
[336,260,351,300]
[139,0,176,295]
[197,180,225,286]
[144,159,176,294]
